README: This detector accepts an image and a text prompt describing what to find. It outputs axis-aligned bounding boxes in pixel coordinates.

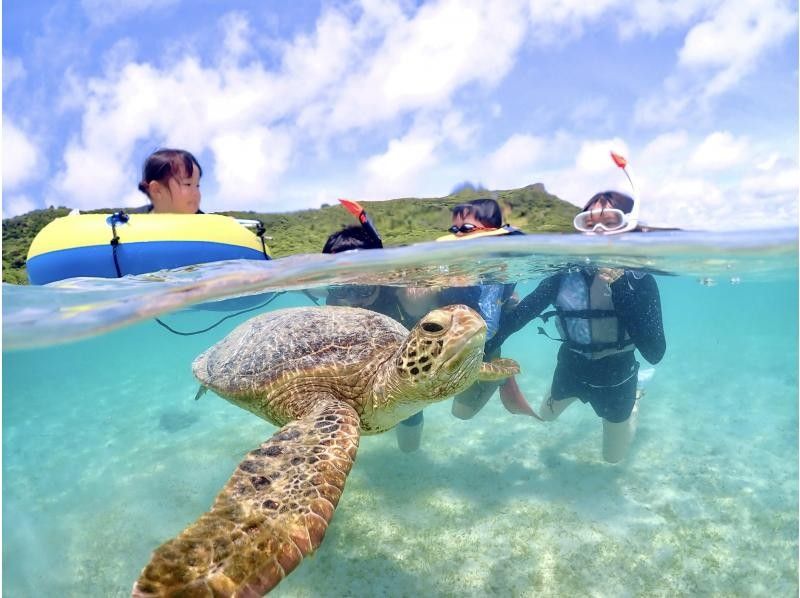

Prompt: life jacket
[540,269,633,355]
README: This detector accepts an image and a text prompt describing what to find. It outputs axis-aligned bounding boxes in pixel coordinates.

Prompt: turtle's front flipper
[478,357,520,381]
[132,396,361,598]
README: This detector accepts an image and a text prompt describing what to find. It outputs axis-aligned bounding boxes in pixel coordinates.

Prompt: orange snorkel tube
[608,150,640,233]
[338,198,383,247]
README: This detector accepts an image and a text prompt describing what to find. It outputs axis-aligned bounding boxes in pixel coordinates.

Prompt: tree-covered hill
[2,183,579,283]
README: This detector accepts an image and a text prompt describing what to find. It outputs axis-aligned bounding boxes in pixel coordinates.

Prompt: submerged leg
[395,411,424,453]
[538,392,577,421]
[602,400,639,463]
[451,381,499,420]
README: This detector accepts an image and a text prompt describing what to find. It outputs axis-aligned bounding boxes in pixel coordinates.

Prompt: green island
[2,183,579,284]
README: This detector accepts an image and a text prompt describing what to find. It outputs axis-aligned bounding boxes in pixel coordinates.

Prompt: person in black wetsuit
[322,224,438,453]
[489,190,666,463]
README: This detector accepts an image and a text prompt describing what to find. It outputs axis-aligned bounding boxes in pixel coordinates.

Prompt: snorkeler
[487,153,666,463]
[323,201,434,453]
[435,198,536,420]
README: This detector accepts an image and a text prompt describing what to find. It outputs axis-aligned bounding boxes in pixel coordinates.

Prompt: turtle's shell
[193,306,407,416]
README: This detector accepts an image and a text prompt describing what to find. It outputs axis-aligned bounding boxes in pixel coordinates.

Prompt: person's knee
[538,394,564,421]
[451,384,493,420]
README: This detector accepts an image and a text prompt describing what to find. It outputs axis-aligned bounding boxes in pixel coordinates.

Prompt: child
[137,148,203,214]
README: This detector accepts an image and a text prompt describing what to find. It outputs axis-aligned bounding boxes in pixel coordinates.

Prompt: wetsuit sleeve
[611,273,666,364]
[485,274,560,354]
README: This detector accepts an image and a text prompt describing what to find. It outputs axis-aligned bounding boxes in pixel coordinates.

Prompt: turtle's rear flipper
[478,357,520,381]
[132,396,361,597]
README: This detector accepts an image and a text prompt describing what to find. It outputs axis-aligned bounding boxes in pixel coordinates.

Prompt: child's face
[150,163,201,214]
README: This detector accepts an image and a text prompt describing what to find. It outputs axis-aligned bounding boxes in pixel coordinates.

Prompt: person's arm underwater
[477,285,503,341]
[485,274,561,355]
[611,272,666,364]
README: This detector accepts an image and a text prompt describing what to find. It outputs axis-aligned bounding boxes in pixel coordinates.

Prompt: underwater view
[3,230,798,597]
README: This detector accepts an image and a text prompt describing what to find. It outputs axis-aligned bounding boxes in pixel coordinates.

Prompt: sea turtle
[132,304,519,597]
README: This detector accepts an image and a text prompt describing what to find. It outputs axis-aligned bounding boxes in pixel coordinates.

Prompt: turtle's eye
[421,322,444,334]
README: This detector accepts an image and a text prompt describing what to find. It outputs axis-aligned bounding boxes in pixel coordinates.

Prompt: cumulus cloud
[483,134,546,188]
[679,0,798,99]
[526,0,622,43]
[80,0,181,26]
[3,55,26,90]
[316,1,527,133]
[2,194,39,218]
[3,118,43,190]
[635,0,798,125]
[689,131,748,170]
[209,127,293,209]
[49,2,535,210]
[361,129,440,198]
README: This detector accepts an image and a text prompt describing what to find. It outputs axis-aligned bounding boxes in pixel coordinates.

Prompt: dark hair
[138,148,203,198]
[322,225,383,254]
[582,191,634,214]
[451,198,502,228]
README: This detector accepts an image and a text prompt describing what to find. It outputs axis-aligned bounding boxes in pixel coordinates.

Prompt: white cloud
[2,56,26,90]
[679,0,798,99]
[80,0,181,26]
[689,131,748,170]
[220,12,254,63]
[209,127,293,209]
[634,0,798,126]
[526,0,622,43]
[2,194,39,218]
[484,134,546,188]
[3,118,43,190]
[575,138,630,173]
[619,0,711,38]
[361,130,440,198]
[640,130,690,165]
[318,1,527,132]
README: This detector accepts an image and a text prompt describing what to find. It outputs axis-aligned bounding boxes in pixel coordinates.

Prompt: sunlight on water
[3,229,798,597]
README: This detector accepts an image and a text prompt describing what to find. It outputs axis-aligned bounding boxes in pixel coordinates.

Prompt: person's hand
[597,267,624,284]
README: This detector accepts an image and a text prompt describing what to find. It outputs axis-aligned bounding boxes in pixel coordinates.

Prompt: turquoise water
[3,231,798,596]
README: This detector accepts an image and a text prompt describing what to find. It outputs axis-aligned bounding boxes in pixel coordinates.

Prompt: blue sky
[3,0,798,230]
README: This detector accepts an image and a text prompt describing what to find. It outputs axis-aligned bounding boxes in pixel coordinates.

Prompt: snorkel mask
[339,198,383,247]
[573,151,640,235]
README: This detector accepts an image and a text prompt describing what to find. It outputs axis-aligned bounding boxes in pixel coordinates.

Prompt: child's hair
[582,191,634,214]
[138,148,202,198]
[322,225,383,254]
[451,198,502,228]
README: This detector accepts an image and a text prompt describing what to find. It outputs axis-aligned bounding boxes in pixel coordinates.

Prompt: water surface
[3,230,797,596]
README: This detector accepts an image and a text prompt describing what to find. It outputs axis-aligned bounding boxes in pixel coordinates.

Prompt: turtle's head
[393,304,486,401]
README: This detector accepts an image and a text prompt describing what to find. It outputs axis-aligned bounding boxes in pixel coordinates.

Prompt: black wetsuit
[488,269,666,422]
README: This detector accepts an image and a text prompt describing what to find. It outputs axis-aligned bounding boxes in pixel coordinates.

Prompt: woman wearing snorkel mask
[486,189,666,463]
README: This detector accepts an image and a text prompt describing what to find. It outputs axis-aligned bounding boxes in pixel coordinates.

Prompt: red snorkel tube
[338,198,384,247]
[609,151,640,233]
